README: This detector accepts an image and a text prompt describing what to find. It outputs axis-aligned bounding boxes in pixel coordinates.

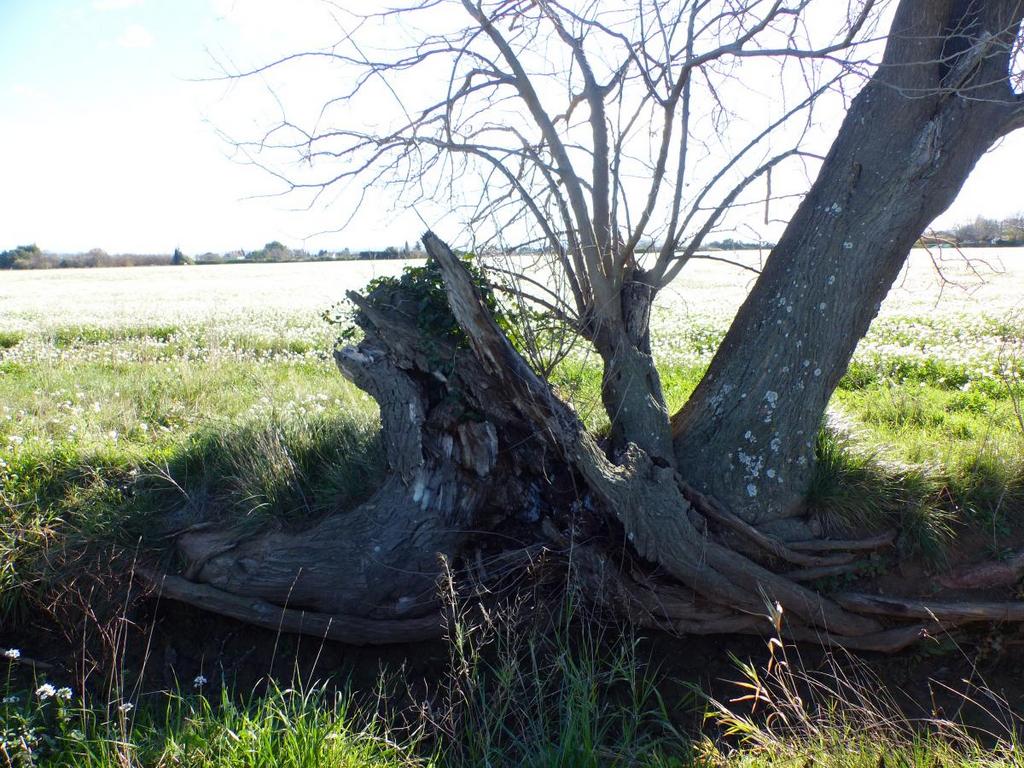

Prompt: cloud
[117,23,154,48]
[93,0,143,10]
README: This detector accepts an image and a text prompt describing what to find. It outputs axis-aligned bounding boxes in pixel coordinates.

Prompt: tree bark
[594,272,675,464]
[672,0,1024,525]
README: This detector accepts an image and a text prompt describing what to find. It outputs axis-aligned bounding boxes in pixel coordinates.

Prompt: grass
[1,678,430,767]
[2,259,1024,765]
[1,591,696,767]
[0,355,383,620]
[0,332,22,351]
[4,604,1024,767]
[49,325,180,347]
[1,309,1022,617]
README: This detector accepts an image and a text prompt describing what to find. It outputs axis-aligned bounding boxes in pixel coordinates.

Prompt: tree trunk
[672,0,1024,526]
[594,272,674,464]
[164,261,566,641]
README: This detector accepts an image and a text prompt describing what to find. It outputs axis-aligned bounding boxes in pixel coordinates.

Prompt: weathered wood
[424,232,882,639]
[788,532,897,552]
[165,252,546,624]
[836,594,1024,623]
[939,550,1024,590]
[681,482,855,568]
[139,569,443,645]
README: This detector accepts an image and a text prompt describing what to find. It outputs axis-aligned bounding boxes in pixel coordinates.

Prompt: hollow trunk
[164,261,569,642]
[672,0,1024,526]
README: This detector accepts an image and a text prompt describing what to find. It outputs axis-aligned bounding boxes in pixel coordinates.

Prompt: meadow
[1,249,1023,765]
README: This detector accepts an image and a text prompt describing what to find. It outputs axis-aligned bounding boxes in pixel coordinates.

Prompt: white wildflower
[56,687,73,701]
[36,683,56,699]
[193,674,207,688]
[118,702,134,713]
[3,649,20,660]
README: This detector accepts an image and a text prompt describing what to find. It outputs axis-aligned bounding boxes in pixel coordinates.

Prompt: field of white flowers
[2,248,1021,373]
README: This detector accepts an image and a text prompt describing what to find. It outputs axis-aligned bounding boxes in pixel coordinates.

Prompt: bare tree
[151,0,1024,651]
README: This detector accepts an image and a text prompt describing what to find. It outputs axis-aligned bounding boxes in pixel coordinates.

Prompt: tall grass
[0,587,692,767]
[436,589,688,767]
[700,611,1024,768]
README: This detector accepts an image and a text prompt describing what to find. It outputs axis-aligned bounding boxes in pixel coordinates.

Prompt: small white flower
[118,702,134,713]
[3,648,20,660]
[56,687,73,701]
[2,695,20,704]
[36,683,56,700]
[193,674,207,688]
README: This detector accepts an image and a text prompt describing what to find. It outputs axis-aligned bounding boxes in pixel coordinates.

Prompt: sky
[0,0,1021,255]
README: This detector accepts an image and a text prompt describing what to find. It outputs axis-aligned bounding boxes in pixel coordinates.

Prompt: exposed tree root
[143,233,1024,652]
[835,594,1024,623]
[138,569,443,645]
[787,532,897,552]
[939,550,1024,590]
[679,482,855,568]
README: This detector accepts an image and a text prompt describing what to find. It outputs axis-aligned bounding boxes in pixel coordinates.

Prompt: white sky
[0,0,1021,255]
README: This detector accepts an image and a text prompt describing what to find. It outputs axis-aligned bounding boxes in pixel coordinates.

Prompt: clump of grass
[50,325,179,347]
[0,445,162,621]
[0,330,23,350]
[807,429,955,561]
[165,409,384,530]
[0,672,429,768]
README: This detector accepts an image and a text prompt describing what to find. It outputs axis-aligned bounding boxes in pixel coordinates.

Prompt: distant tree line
[923,214,1024,247]
[702,238,772,251]
[5,220,1019,271]
[0,241,426,270]
[0,245,179,269]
